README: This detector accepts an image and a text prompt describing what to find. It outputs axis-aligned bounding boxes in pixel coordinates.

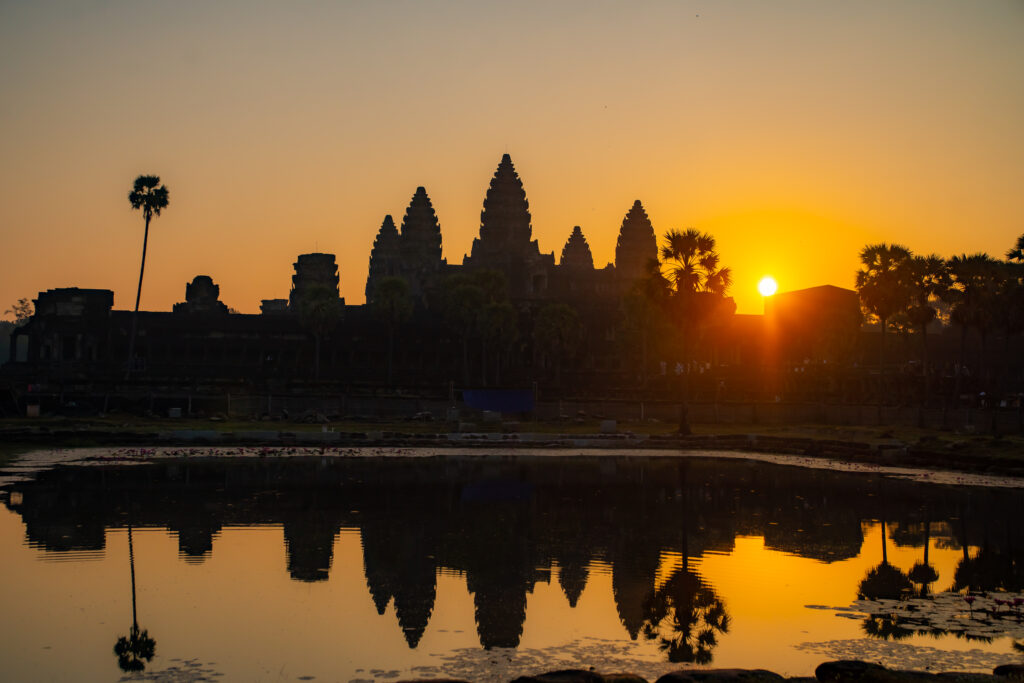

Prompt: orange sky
[1,1,1021,315]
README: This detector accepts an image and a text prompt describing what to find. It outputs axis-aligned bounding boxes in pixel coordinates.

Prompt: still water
[1,449,1022,682]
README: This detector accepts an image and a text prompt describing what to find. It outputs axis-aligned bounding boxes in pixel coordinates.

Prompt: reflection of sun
[758,276,778,297]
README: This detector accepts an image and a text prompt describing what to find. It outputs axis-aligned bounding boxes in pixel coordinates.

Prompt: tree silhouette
[947,254,1003,392]
[641,566,730,664]
[438,274,486,385]
[370,276,413,386]
[898,255,950,405]
[855,243,912,371]
[907,520,939,597]
[113,524,156,672]
[857,521,912,600]
[654,228,733,434]
[1006,233,1024,263]
[534,302,580,387]
[4,297,33,326]
[297,285,343,380]
[481,300,519,386]
[125,175,169,379]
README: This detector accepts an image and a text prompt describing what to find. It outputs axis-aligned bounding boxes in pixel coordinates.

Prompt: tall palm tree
[901,255,950,404]
[125,175,169,379]
[947,254,1002,392]
[855,243,912,370]
[1006,233,1024,263]
[534,302,580,388]
[370,276,413,387]
[297,285,343,380]
[654,228,733,434]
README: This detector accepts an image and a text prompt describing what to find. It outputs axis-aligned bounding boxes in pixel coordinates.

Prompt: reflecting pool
[1,448,1022,682]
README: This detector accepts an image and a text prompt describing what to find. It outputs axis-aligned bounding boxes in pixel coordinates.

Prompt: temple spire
[365,215,401,301]
[560,226,594,270]
[400,187,443,264]
[472,154,533,257]
[614,200,657,287]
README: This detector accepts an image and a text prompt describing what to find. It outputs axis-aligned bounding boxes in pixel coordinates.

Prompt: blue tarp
[462,389,535,413]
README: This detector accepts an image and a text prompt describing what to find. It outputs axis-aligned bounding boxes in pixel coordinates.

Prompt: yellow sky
[1,1,1021,315]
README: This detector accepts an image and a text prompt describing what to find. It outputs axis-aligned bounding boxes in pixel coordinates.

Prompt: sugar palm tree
[297,285,343,380]
[370,276,413,386]
[855,243,912,370]
[125,175,169,379]
[947,254,1003,393]
[534,302,580,387]
[1006,234,1024,263]
[654,228,733,434]
[901,255,950,405]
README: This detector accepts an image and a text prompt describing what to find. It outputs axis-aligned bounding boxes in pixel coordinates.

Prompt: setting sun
[758,276,778,297]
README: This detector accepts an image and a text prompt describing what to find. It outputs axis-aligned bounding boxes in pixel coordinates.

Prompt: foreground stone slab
[657,670,784,683]
[511,671,606,683]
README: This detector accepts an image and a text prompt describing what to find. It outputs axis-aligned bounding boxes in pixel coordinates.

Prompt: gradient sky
[2,0,1021,315]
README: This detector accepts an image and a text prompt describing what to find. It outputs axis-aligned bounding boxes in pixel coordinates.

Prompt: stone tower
[289,253,341,310]
[614,200,658,288]
[464,154,554,298]
[365,214,401,301]
[559,226,595,271]
[173,275,228,314]
[398,187,445,298]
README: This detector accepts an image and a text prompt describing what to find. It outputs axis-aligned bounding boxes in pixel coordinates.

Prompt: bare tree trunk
[125,214,151,380]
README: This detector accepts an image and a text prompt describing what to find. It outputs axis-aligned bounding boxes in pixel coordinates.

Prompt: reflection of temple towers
[365,215,402,302]
[614,200,657,289]
[288,253,341,310]
[610,535,661,639]
[555,548,591,608]
[360,515,439,648]
[464,154,555,298]
[169,518,221,562]
[467,565,531,649]
[283,516,340,582]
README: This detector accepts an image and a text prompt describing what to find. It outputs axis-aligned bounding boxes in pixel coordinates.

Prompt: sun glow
[757,276,778,297]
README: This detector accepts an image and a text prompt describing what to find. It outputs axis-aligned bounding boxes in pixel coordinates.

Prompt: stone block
[600,419,617,434]
[511,670,605,683]
[814,661,889,683]
[658,670,784,683]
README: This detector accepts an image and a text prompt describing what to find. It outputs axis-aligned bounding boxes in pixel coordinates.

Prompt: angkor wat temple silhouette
[4,153,1017,418]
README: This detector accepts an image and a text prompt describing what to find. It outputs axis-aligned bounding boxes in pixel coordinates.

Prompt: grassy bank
[2,415,1022,475]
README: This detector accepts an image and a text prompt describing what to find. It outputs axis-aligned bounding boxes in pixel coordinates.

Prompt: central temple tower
[464,154,554,298]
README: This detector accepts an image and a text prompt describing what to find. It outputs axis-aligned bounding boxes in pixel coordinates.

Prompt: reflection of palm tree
[640,564,730,664]
[858,521,913,600]
[862,612,913,641]
[908,520,939,596]
[113,524,156,672]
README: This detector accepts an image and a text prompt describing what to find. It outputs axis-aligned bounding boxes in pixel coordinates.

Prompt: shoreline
[3,420,1024,480]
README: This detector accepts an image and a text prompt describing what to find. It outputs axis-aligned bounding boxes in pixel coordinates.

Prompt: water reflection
[113,524,157,672]
[4,454,1024,667]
